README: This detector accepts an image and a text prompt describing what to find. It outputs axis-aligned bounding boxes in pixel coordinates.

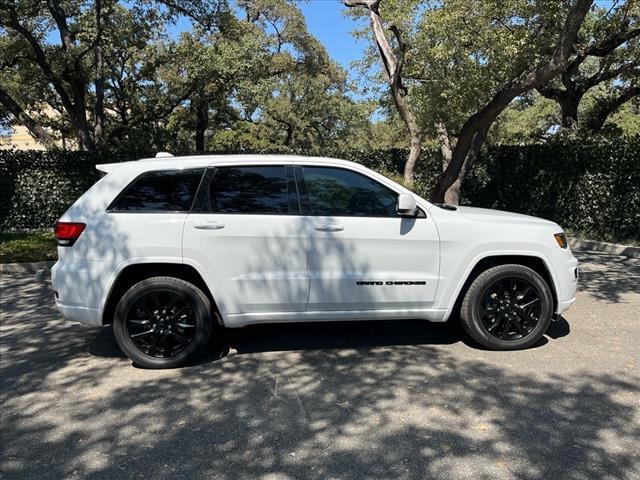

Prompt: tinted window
[206,166,291,214]
[110,169,204,212]
[302,167,398,217]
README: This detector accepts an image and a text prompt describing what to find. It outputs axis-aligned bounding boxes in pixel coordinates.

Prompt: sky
[296,0,367,71]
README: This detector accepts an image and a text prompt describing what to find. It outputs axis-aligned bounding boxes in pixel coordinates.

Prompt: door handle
[194,221,225,230]
[314,224,344,232]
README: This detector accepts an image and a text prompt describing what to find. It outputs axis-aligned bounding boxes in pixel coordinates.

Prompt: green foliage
[1,0,377,153]
[606,100,640,136]
[0,231,57,264]
[490,94,561,144]
[462,139,640,243]
[2,140,638,243]
[0,150,139,231]
[349,0,573,135]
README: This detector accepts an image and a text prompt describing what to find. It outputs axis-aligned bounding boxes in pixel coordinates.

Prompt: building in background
[0,124,49,150]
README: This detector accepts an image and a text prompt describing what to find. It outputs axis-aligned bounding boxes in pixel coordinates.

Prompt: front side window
[109,169,204,212]
[205,166,293,214]
[301,167,398,217]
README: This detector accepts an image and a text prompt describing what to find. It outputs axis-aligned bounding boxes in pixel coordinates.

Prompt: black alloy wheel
[126,290,197,358]
[113,276,212,368]
[478,277,542,341]
[459,264,553,350]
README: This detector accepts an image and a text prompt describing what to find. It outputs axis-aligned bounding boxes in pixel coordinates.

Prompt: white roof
[96,154,361,174]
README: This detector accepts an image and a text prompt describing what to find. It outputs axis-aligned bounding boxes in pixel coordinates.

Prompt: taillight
[55,222,86,246]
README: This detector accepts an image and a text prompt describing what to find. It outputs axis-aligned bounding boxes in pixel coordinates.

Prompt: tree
[0,0,381,154]
[206,0,370,153]
[489,93,561,144]
[537,1,639,131]
[0,0,224,151]
[342,0,422,185]
[585,82,639,132]
[431,0,595,203]
[163,17,267,153]
[348,0,598,203]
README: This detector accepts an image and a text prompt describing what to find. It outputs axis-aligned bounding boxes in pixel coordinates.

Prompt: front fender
[438,247,561,321]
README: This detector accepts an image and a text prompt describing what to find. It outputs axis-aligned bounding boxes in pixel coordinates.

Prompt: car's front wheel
[113,276,212,368]
[460,264,553,350]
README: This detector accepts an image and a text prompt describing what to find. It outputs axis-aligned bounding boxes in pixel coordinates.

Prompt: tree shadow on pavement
[1,260,638,480]
[575,252,640,303]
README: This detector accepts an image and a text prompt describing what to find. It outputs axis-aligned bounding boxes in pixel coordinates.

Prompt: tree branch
[3,6,75,115]
[0,86,56,149]
[587,84,640,132]
[46,0,75,50]
[106,87,194,142]
[431,0,593,202]
[580,27,640,58]
[154,0,221,31]
[584,60,640,89]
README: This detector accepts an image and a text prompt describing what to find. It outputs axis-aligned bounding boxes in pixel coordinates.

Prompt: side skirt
[222,308,450,328]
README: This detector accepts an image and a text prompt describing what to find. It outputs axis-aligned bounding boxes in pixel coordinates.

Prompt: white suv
[52,154,578,368]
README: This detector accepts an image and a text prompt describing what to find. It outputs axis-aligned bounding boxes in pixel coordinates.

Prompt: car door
[182,164,308,315]
[298,165,440,312]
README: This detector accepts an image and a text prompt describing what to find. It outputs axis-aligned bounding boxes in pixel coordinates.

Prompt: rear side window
[109,169,204,212]
[301,167,398,217]
[203,166,293,214]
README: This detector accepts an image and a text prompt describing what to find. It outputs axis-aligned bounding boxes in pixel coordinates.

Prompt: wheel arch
[101,262,222,326]
[449,254,558,320]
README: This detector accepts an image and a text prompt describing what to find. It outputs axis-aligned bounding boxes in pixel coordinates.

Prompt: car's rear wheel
[460,264,553,350]
[113,276,212,368]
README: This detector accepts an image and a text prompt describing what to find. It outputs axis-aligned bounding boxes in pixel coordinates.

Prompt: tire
[460,264,553,350]
[113,276,213,368]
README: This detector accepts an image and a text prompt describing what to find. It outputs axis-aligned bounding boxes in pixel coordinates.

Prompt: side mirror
[397,193,417,216]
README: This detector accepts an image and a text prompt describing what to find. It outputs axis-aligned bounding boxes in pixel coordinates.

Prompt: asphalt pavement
[1,251,639,480]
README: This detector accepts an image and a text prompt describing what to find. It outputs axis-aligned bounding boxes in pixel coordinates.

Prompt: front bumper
[555,253,578,315]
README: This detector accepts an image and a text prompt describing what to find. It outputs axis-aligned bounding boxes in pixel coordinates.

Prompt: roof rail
[155,151,173,158]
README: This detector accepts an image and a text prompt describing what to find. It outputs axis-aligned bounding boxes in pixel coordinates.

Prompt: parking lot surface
[1,252,639,480]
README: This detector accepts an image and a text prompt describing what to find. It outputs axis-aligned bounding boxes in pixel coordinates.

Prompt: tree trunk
[343,0,422,185]
[403,129,421,185]
[430,90,512,203]
[435,121,452,171]
[94,44,105,147]
[284,123,295,147]
[195,98,209,153]
[0,86,56,149]
[558,94,580,130]
[444,127,487,205]
[93,0,105,147]
[430,0,592,203]
[73,113,94,151]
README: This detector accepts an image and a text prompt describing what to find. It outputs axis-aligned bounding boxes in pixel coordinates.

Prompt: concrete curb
[0,261,55,274]
[568,237,640,258]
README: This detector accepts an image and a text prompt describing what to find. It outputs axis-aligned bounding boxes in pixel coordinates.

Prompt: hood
[456,206,560,229]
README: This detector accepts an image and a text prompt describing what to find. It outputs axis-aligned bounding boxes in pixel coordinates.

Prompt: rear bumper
[55,301,102,326]
[51,258,115,326]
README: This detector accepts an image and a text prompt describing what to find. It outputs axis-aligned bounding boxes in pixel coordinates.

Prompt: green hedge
[1,139,638,242]
[463,140,640,243]
[0,150,137,231]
